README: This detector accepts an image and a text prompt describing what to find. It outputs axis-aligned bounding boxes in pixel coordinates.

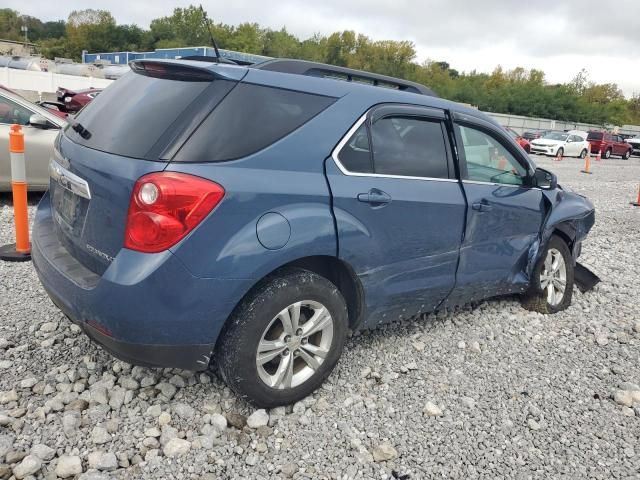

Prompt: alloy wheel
[540,248,567,307]
[256,300,334,389]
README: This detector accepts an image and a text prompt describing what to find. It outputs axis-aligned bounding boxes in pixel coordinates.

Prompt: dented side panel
[525,188,596,281]
[443,183,547,308]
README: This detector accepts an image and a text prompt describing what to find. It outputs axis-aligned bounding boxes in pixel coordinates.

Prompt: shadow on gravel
[0,191,45,207]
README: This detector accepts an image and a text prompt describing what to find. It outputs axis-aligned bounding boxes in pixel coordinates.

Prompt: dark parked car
[33,59,595,407]
[587,131,633,159]
[56,87,102,113]
[505,126,531,153]
[522,129,552,141]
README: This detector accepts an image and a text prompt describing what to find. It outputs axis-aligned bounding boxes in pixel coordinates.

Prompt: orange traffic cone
[595,151,601,162]
[0,125,31,262]
[581,154,592,175]
[497,155,507,170]
[631,185,640,207]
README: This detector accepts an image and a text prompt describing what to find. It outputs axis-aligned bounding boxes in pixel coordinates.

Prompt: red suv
[505,127,531,153]
[587,131,633,159]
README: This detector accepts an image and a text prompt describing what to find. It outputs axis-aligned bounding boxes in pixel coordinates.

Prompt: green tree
[65,9,117,60]
[263,28,300,58]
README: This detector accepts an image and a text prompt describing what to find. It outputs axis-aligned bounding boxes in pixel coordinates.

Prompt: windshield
[543,132,568,141]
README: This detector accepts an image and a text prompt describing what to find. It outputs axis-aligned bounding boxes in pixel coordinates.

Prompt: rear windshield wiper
[68,118,92,140]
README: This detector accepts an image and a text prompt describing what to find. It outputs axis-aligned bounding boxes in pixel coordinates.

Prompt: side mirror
[566,138,573,143]
[29,114,54,130]
[533,167,557,190]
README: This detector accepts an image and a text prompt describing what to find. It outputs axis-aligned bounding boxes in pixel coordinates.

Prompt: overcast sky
[7,0,640,96]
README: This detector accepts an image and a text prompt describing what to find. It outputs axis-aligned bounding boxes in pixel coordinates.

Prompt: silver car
[0,87,66,191]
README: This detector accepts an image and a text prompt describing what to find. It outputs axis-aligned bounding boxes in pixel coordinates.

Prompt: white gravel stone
[158,412,171,427]
[423,401,443,416]
[210,413,227,431]
[88,451,118,471]
[30,444,55,461]
[246,409,269,428]
[173,402,195,420]
[19,378,37,389]
[372,442,398,462]
[91,426,111,445]
[613,390,634,407]
[55,455,83,478]
[144,427,161,438]
[163,438,191,457]
[12,455,42,479]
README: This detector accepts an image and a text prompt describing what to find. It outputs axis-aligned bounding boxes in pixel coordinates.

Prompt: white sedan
[529,131,591,158]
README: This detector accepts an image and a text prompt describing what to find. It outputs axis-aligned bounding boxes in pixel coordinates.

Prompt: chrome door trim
[331,112,458,183]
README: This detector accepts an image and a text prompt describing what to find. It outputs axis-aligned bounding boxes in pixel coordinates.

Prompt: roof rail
[253,59,437,97]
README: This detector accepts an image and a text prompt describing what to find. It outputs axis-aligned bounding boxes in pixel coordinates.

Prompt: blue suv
[32,58,595,406]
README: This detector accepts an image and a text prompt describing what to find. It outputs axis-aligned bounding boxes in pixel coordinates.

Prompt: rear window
[64,71,230,160]
[587,132,603,141]
[173,83,336,162]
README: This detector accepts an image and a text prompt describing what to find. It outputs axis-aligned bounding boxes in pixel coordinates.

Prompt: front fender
[525,188,595,279]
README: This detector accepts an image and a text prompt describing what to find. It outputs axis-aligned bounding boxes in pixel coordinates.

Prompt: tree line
[2,6,639,126]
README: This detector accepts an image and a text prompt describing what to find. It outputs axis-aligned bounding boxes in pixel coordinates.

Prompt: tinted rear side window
[587,132,603,140]
[371,117,449,179]
[64,71,220,159]
[174,83,336,162]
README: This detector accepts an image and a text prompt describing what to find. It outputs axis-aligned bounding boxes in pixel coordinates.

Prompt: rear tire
[521,235,574,314]
[622,149,631,160]
[604,148,612,159]
[215,268,348,407]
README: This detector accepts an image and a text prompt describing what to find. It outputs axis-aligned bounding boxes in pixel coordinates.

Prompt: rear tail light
[124,172,224,253]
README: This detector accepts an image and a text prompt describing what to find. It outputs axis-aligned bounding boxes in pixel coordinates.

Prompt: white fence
[0,67,113,95]
[486,112,640,136]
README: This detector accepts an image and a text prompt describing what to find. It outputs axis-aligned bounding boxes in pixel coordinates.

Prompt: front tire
[556,147,564,158]
[521,235,574,314]
[604,148,612,159]
[215,269,348,407]
[580,148,588,159]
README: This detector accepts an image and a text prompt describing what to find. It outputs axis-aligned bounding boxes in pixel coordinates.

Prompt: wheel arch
[223,255,366,334]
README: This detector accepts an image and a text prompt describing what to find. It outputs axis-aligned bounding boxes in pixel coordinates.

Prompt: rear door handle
[357,189,392,206]
[472,201,493,212]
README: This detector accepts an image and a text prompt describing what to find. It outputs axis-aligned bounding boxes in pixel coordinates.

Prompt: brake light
[124,172,224,253]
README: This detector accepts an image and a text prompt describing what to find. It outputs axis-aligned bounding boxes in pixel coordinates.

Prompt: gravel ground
[1,154,639,480]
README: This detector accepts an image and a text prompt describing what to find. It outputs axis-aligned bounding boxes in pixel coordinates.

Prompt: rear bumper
[47,287,214,370]
[32,192,252,371]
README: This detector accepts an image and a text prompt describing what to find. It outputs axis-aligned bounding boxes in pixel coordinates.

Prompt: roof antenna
[200,4,221,62]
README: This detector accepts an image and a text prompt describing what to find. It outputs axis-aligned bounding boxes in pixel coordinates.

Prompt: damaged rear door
[446,114,547,305]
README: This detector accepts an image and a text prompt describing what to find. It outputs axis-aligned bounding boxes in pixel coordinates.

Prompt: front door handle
[357,189,392,206]
[472,201,493,212]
